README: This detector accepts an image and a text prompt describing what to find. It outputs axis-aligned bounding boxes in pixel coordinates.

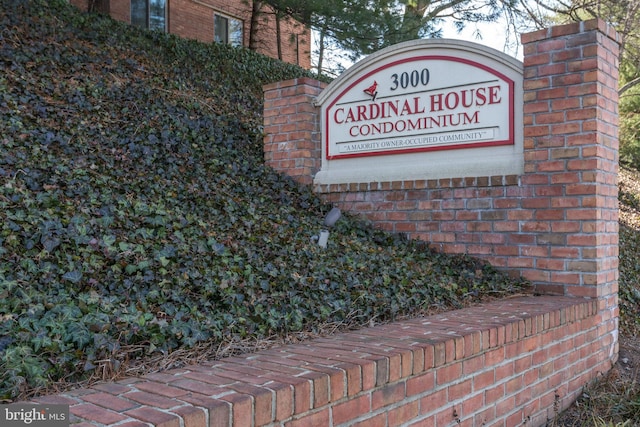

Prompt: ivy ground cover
[0,0,530,400]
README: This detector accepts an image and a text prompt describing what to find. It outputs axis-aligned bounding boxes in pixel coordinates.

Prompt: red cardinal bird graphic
[363,81,378,101]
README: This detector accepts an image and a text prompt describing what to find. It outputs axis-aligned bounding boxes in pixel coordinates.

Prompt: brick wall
[35,296,614,427]
[519,20,620,297]
[260,20,620,426]
[262,20,620,299]
[69,0,311,68]
[263,77,327,185]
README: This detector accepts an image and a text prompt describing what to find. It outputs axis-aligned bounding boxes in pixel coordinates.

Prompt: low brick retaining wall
[32,295,614,427]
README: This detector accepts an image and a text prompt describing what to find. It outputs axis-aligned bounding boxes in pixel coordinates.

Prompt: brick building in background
[69,0,311,68]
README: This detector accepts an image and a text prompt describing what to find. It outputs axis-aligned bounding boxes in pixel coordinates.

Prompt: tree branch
[620,76,640,95]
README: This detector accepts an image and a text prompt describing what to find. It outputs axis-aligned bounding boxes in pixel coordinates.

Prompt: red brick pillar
[263,77,327,185]
[521,19,619,302]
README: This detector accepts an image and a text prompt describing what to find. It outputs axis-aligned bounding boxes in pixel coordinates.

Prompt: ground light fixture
[311,207,341,248]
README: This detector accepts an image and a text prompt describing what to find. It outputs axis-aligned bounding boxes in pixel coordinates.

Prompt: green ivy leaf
[41,235,61,253]
[0,0,543,402]
[62,270,83,284]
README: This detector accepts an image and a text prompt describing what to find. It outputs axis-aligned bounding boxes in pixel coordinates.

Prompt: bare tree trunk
[249,0,262,51]
[275,13,282,60]
[88,0,109,14]
[316,25,326,76]
[398,4,423,41]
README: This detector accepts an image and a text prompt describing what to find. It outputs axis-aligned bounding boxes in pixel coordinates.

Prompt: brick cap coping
[520,18,620,45]
[32,295,595,426]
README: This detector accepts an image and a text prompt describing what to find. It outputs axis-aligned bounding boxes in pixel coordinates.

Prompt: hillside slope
[0,0,530,400]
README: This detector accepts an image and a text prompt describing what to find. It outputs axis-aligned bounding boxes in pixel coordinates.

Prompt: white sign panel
[314,40,523,185]
[327,56,513,159]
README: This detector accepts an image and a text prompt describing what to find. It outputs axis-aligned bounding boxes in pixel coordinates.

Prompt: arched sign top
[313,39,524,185]
[316,38,522,106]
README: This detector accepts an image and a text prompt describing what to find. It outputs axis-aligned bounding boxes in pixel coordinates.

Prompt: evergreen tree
[264,0,520,64]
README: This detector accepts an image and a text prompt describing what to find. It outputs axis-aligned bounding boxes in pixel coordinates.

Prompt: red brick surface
[31,296,614,427]
[263,78,327,185]
[69,0,310,68]
[277,19,620,305]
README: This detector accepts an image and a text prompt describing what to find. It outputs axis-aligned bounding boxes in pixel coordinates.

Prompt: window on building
[214,13,243,46]
[131,0,166,32]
